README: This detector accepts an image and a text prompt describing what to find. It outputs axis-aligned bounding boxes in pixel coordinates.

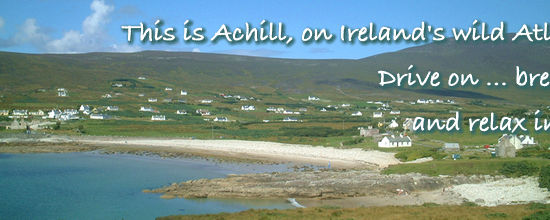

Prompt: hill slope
[0,38,548,104]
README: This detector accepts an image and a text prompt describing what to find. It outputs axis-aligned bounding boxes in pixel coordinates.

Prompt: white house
[308,96,320,101]
[64,109,79,115]
[498,134,524,150]
[29,110,45,116]
[90,114,109,120]
[176,110,187,115]
[180,90,188,95]
[106,106,119,111]
[241,105,256,111]
[262,119,270,123]
[139,106,155,112]
[403,118,414,130]
[113,83,123,88]
[341,104,351,107]
[165,87,173,91]
[138,93,145,97]
[163,98,172,103]
[373,112,383,118]
[0,110,9,116]
[196,109,211,116]
[57,88,66,92]
[213,117,229,122]
[151,115,166,121]
[390,110,401,115]
[417,99,428,104]
[378,135,412,148]
[102,94,112,98]
[138,76,147,80]
[57,91,68,97]
[201,99,213,104]
[12,110,28,116]
[47,110,62,119]
[283,110,294,115]
[299,108,308,112]
[59,113,79,121]
[79,105,91,112]
[148,98,157,102]
[320,108,327,112]
[388,120,399,129]
[266,107,277,112]
[519,135,536,146]
[351,111,362,116]
[283,117,298,122]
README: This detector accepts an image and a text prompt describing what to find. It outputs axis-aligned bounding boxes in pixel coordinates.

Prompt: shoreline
[0,135,401,169]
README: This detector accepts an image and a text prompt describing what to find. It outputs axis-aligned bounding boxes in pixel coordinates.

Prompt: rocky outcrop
[146,170,500,199]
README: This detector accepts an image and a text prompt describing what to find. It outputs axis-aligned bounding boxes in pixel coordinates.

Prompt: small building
[213,117,229,122]
[299,108,308,112]
[57,91,68,97]
[64,109,79,115]
[138,76,147,80]
[79,105,91,112]
[341,104,351,107]
[0,110,9,116]
[351,111,362,116]
[403,118,414,130]
[196,109,211,116]
[180,90,188,96]
[90,114,109,120]
[163,98,172,103]
[373,112,383,118]
[151,115,166,121]
[139,106,155,112]
[320,108,327,112]
[112,83,123,87]
[266,107,277,112]
[106,106,119,111]
[165,87,173,91]
[102,94,112,98]
[359,127,379,137]
[443,143,460,152]
[262,119,270,123]
[308,96,320,101]
[138,93,145,97]
[148,98,157,102]
[47,110,62,119]
[29,110,45,116]
[519,135,536,146]
[12,110,28,116]
[283,117,298,122]
[200,99,213,104]
[176,110,187,115]
[390,110,401,115]
[496,138,516,158]
[241,105,256,111]
[378,135,412,148]
[388,120,399,129]
[498,134,524,150]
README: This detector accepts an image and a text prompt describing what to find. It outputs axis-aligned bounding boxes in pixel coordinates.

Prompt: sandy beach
[74,136,402,168]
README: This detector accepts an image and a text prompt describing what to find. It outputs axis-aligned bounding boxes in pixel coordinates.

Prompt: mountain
[0,37,549,105]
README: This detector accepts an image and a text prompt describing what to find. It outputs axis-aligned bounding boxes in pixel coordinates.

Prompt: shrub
[523,210,550,220]
[539,165,550,190]
[499,160,539,177]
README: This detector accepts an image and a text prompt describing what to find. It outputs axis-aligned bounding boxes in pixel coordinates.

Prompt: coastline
[0,134,401,169]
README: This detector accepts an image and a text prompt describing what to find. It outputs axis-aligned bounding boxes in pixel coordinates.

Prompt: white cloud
[0,17,4,29]
[14,18,49,46]
[192,48,200,52]
[45,0,113,53]
[8,0,135,53]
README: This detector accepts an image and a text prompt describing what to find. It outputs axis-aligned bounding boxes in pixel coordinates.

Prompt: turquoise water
[0,152,294,220]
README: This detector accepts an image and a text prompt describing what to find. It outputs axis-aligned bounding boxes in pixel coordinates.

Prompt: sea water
[0,152,294,220]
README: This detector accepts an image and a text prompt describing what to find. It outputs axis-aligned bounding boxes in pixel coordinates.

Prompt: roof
[385,136,411,142]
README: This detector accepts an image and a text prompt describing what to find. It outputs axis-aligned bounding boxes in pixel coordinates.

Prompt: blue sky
[0,0,549,59]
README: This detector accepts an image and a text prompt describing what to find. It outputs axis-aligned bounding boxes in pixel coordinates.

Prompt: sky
[0,0,549,59]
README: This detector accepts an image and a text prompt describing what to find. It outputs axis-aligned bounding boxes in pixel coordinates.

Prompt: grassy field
[382,157,550,176]
[157,203,550,220]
